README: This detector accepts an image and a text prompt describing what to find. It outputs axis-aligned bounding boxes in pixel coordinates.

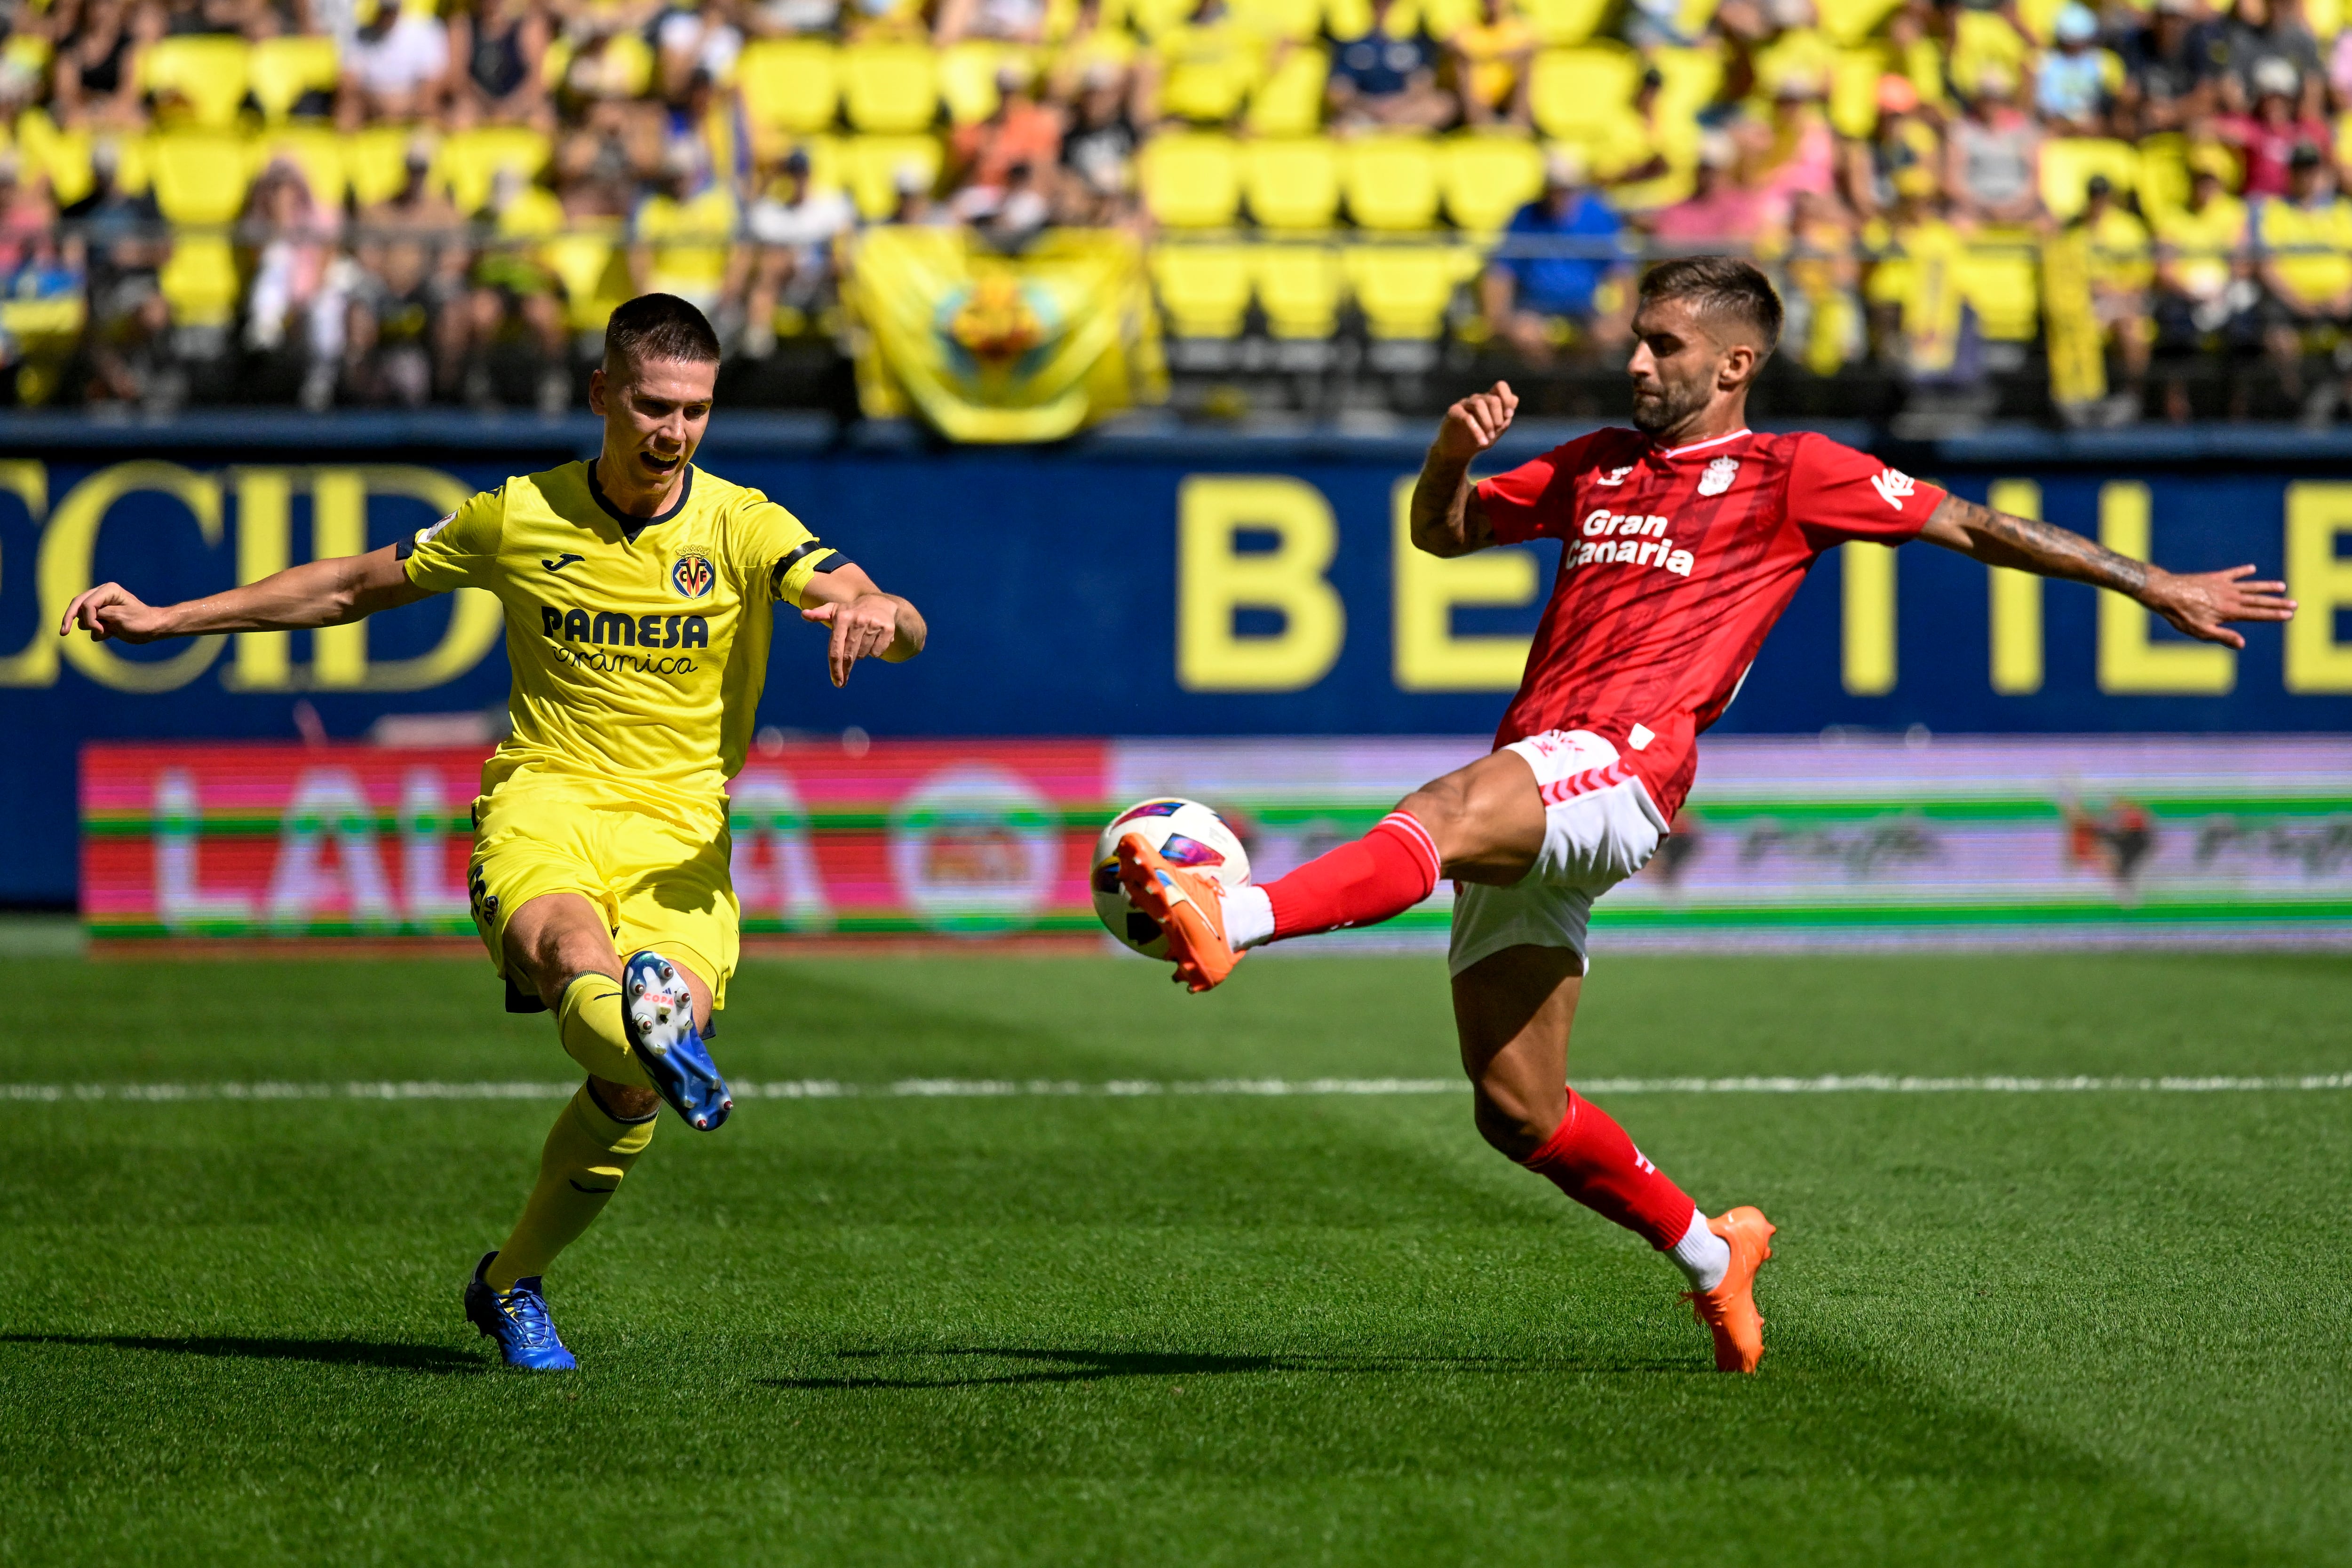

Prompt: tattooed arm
[1918,493,2296,649]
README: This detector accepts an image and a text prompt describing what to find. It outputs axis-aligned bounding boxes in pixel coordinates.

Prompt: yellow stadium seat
[738,39,839,139]
[1441,132,1543,234]
[2040,136,2138,221]
[1530,46,1640,139]
[1828,46,1890,138]
[1817,0,1904,47]
[159,235,240,326]
[1343,244,1470,338]
[1254,244,1343,338]
[1228,0,1327,41]
[1956,234,2039,341]
[600,32,657,98]
[1521,0,1613,47]
[247,34,342,123]
[839,133,941,219]
[1243,43,1327,135]
[540,221,632,332]
[938,40,1037,125]
[140,36,251,130]
[1105,0,1196,40]
[432,127,551,215]
[1242,137,1339,229]
[342,126,425,206]
[1138,132,1241,227]
[16,112,95,206]
[1343,134,1440,230]
[1418,0,1483,37]
[841,41,940,132]
[248,128,347,208]
[1150,243,1254,337]
[148,132,250,224]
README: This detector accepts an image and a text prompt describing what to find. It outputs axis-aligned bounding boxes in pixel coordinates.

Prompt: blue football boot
[464,1250,577,1371]
[621,950,732,1131]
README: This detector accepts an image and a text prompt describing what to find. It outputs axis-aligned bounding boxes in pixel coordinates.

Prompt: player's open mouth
[640,451,682,476]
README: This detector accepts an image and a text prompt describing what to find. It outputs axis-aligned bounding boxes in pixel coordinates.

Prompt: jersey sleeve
[1786,434,1945,553]
[397,486,499,592]
[1472,432,1601,544]
[730,491,844,609]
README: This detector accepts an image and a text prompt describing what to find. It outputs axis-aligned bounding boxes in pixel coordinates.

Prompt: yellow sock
[487,1084,657,1291]
[557,973,648,1087]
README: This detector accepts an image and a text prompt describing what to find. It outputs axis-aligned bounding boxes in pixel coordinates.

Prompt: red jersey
[1473,427,1946,818]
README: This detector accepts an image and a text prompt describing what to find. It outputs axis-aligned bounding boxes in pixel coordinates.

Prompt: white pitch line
[3,1074,2351,1103]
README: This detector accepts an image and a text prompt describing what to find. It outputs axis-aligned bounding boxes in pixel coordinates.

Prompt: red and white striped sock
[1229,811,1443,949]
[1521,1091,1714,1278]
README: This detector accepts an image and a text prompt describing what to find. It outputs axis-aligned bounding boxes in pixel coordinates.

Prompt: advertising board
[86,734,2352,950]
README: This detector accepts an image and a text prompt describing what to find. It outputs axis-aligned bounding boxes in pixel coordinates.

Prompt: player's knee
[1468,1078,1553,1161]
[1397,778,1470,853]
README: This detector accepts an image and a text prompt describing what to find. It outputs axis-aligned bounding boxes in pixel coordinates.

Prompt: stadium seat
[433,127,552,216]
[1105,0,1196,40]
[1530,46,1641,140]
[2040,137,2138,221]
[15,112,95,206]
[148,132,250,225]
[1955,233,2040,342]
[1242,137,1340,230]
[737,39,840,140]
[938,40,1036,125]
[839,133,941,219]
[1243,43,1327,135]
[1416,0,1483,39]
[842,41,940,133]
[2134,132,2236,215]
[1817,0,1904,47]
[1521,0,1614,46]
[159,236,240,327]
[1828,46,1890,138]
[1150,243,1254,338]
[342,126,426,207]
[1254,244,1343,338]
[1441,133,1543,235]
[1138,133,1241,228]
[1228,0,1327,41]
[1342,135,1441,231]
[1343,244,1471,339]
[540,220,633,333]
[248,128,347,208]
[247,34,342,123]
[139,35,251,130]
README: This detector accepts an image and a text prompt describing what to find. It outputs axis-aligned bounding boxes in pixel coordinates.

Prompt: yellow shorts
[467,782,740,1009]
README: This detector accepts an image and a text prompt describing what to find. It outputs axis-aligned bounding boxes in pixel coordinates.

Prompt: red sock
[1520,1090,1696,1250]
[1261,811,1441,941]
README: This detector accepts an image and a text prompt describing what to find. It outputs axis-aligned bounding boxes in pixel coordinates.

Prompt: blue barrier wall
[6,412,2351,903]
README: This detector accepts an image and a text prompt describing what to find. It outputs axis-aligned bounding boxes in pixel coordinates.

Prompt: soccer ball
[1090,798,1252,958]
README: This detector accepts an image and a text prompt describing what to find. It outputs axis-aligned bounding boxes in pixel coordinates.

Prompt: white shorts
[1447,729,1669,978]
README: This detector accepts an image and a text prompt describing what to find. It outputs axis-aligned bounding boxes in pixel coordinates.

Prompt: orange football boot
[1683,1205,1776,1373]
[1115,832,1243,992]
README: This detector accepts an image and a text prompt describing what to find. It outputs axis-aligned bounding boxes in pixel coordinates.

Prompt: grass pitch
[5,948,2351,1566]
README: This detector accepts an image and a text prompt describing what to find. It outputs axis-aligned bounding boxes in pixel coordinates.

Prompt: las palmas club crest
[1699,457,1739,496]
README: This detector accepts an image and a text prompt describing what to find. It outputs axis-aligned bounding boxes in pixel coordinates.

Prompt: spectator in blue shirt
[1326,0,1455,131]
[1480,154,1633,365]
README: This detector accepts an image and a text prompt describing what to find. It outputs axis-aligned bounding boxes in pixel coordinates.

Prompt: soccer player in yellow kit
[59,294,928,1370]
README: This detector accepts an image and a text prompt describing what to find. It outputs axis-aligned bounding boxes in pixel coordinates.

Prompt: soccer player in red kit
[1118,256,2295,1373]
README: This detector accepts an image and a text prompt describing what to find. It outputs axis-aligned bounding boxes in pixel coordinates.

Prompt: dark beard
[1629,381,1705,436]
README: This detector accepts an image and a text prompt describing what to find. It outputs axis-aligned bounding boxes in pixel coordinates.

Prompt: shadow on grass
[0,1332,485,1375]
[762,1346,1685,1390]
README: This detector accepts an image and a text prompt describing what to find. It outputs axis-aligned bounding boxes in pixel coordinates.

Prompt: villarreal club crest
[671,551,715,599]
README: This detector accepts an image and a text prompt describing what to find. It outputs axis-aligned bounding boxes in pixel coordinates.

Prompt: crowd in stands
[3,0,2352,421]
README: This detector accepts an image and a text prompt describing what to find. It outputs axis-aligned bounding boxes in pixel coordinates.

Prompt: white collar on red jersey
[1652,428,1753,459]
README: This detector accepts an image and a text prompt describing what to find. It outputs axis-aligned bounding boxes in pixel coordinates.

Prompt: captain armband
[769,540,852,598]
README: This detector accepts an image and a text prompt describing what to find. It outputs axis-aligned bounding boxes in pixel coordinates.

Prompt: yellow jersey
[400,459,842,829]
[2257,192,2352,307]
[2153,194,2247,300]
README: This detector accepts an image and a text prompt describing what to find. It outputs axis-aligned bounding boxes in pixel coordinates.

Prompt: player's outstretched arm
[58,544,431,645]
[799,563,925,689]
[1410,381,1518,559]
[1917,493,2296,649]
